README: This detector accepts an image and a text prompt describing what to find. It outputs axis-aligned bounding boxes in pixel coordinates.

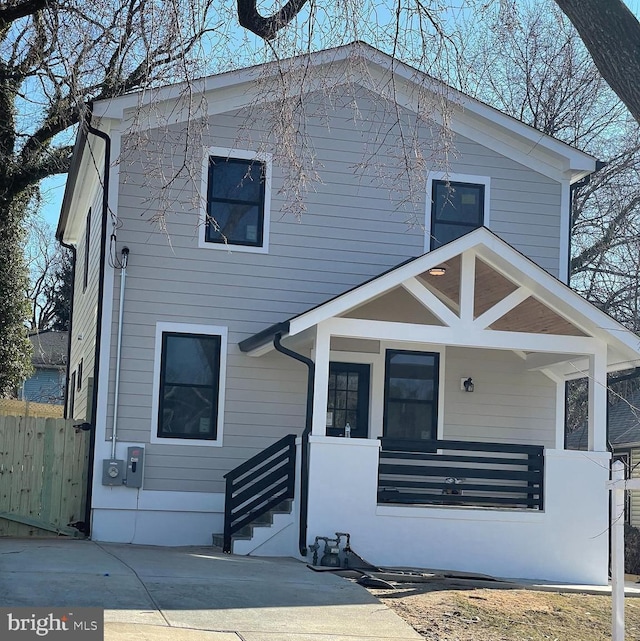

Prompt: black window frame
[83,208,91,291]
[157,331,222,441]
[327,362,371,438]
[430,180,485,250]
[68,371,76,418]
[205,155,266,248]
[77,358,83,391]
[383,349,440,441]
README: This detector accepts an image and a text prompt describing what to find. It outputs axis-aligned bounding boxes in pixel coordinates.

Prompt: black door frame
[326,362,371,438]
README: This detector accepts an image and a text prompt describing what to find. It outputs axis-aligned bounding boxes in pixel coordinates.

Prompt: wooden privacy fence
[0,415,90,538]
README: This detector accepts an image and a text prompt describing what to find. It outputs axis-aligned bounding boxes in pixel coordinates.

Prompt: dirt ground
[367,577,640,641]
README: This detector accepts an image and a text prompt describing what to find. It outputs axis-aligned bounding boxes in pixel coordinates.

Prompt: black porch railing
[378,438,544,510]
[223,434,296,553]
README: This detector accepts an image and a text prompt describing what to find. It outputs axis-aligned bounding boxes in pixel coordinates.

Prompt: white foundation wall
[90,478,225,546]
[306,438,611,584]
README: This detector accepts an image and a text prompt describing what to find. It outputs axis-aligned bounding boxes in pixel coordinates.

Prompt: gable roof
[90,41,595,184]
[59,42,597,245]
[239,227,640,370]
[29,330,69,369]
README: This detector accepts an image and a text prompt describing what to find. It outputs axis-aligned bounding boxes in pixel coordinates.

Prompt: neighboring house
[567,379,640,527]
[56,43,640,585]
[19,330,68,405]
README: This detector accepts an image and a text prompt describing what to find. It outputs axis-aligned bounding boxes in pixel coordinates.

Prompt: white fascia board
[91,44,359,121]
[365,59,595,183]
[90,42,595,183]
[473,237,640,360]
[328,317,598,354]
[60,119,115,245]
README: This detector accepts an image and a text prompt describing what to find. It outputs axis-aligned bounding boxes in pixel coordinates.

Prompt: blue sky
[39,0,640,232]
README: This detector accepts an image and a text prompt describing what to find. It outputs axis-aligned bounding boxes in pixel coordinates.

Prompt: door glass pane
[326,363,370,437]
[386,353,436,401]
[385,401,435,440]
[384,351,439,441]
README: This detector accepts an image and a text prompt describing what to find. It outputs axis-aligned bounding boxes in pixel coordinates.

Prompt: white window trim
[150,322,228,447]
[198,146,272,254]
[424,172,491,253]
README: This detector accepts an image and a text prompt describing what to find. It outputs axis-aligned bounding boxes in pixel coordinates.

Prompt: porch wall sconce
[461,377,474,392]
[428,266,447,276]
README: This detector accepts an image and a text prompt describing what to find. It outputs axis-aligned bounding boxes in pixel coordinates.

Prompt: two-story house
[57,43,640,584]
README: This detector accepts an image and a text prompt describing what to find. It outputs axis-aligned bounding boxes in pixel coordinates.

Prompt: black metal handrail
[378,438,544,510]
[222,434,296,553]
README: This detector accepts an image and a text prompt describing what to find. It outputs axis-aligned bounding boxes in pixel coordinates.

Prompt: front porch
[237,229,640,582]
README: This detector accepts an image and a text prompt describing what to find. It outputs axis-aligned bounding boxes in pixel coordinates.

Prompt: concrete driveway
[0,539,422,641]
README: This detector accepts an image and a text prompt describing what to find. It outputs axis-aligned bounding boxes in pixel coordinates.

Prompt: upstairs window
[430,180,485,250]
[205,155,267,248]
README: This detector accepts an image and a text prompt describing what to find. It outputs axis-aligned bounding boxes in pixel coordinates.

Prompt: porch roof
[239,228,640,372]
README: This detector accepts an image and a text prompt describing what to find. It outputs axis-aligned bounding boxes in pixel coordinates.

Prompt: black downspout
[81,111,112,538]
[273,332,314,556]
[57,240,76,419]
[567,160,607,282]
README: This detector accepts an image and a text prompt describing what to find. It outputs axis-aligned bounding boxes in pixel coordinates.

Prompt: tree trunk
[555,0,640,126]
[0,196,33,396]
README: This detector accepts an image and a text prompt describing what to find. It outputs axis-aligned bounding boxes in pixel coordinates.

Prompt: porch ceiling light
[428,266,447,276]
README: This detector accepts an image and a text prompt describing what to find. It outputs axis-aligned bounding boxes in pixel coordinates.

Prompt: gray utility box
[102,459,125,486]
[125,446,144,488]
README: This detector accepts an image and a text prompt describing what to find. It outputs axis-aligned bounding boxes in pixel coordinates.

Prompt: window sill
[197,239,269,254]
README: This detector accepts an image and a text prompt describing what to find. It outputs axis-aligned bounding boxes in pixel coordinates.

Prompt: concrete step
[212,499,294,552]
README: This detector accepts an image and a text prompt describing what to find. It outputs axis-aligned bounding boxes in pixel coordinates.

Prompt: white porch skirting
[306,437,611,585]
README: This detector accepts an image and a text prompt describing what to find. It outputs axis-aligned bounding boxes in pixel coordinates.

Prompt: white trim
[328,316,599,355]
[89,43,595,183]
[375,503,542,522]
[555,376,567,450]
[150,322,228,447]
[474,287,531,329]
[198,146,272,254]
[587,346,608,452]
[401,277,458,326]
[559,179,571,283]
[424,173,491,253]
[91,125,120,514]
[311,323,331,437]
[459,249,476,323]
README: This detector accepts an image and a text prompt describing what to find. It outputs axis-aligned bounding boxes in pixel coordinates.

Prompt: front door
[326,362,370,438]
[383,350,439,441]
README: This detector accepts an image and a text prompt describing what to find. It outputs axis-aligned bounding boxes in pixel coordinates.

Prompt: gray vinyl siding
[68,190,104,421]
[106,88,565,492]
[442,348,557,448]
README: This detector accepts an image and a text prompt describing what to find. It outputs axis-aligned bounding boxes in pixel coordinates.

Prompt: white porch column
[554,378,566,450]
[588,345,607,451]
[311,322,331,437]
